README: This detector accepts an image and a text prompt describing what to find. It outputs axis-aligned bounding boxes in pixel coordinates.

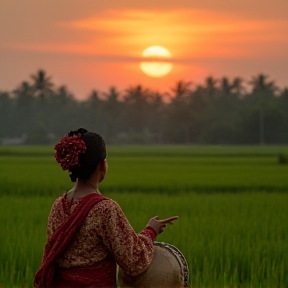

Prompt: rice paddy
[1,145,288,287]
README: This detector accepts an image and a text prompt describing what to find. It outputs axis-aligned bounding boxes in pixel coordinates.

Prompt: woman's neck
[82,180,98,192]
[70,179,100,199]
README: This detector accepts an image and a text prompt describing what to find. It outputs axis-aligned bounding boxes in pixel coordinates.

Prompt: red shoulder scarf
[34,193,108,288]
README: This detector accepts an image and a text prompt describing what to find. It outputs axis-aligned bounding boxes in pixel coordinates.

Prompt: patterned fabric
[34,193,109,288]
[45,192,155,279]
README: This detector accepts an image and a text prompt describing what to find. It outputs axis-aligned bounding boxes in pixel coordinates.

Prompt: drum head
[118,242,189,288]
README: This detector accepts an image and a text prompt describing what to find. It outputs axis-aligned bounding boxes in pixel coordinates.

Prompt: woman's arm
[95,200,155,276]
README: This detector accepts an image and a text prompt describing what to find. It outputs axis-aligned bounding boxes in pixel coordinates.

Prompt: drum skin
[118,242,189,288]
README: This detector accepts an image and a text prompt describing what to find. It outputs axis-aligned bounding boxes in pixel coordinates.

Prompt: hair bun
[55,129,105,183]
[54,135,87,171]
[77,128,88,135]
[67,128,88,137]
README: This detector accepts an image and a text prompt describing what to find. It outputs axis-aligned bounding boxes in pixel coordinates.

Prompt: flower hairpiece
[54,135,87,171]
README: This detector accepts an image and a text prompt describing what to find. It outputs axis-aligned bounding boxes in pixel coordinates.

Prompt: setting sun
[140,46,173,78]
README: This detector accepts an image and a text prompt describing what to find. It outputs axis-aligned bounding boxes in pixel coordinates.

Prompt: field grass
[1,145,288,196]
[1,145,288,287]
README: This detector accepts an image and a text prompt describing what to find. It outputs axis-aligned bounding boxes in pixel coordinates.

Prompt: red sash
[34,193,114,288]
[51,257,116,288]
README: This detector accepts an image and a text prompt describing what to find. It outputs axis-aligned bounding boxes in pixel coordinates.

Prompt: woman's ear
[99,159,107,183]
[102,159,107,173]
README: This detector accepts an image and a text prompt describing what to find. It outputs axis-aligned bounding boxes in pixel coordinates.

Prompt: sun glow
[140,46,173,78]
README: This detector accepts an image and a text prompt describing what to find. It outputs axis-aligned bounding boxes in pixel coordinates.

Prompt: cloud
[2,8,287,60]
[61,8,288,58]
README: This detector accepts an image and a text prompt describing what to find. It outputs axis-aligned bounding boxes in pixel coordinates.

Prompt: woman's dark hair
[67,128,106,182]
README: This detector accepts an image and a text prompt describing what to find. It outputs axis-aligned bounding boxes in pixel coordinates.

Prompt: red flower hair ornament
[54,135,87,171]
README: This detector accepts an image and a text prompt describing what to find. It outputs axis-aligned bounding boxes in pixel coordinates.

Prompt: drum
[118,242,189,288]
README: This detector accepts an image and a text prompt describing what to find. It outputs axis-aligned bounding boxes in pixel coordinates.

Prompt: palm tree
[232,77,245,97]
[166,81,192,143]
[14,81,32,92]
[86,89,104,133]
[125,85,149,103]
[219,77,245,99]
[148,92,165,143]
[56,85,74,104]
[30,69,54,99]
[102,86,122,143]
[123,85,150,140]
[88,90,101,104]
[13,81,34,103]
[220,77,233,97]
[13,82,35,134]
[249,74,278,145]
[250,74,277,94]
[204,76,218,98]
[0,91,13,136]
[169,80,192,100]
[103,86,120,102]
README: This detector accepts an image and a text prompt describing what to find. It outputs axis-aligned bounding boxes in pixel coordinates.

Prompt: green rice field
[1,145,288,287]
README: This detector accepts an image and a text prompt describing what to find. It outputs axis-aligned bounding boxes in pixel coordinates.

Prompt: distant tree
[250,74,278,95]
[102,86,122,143]
[220,77,232,97]
[13,81,35,135]
[232,77,245,97]
[279,88,288,143]
[187,85,206,143]
[89,90,101,105]
[48,86,77,136]
[14,81,33,100]
[55,85,74,104]
[103,86,120,102]
[30,69,54,99]
[249,74,278,144]
[165,81,192,143]
[169,80,192,100]
[123,85,151,142]
[1,69,287,145]
[147,92,165,144]
[0,91,13,137]
[191,79,220,143]
[204,76,218,98]
[86,90,104,134]
[206,77,243,143]
[21,70,55,142]
[219,77,244,98]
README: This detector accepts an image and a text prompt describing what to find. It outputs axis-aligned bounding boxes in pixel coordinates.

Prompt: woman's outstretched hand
[146,216,179,235]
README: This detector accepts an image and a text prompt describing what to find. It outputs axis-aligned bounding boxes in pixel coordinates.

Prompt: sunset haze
[1,0,287,99]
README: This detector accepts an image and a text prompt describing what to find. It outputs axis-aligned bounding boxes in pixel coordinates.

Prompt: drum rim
[154,241,189,287]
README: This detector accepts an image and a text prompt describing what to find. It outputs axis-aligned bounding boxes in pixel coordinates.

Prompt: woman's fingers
[159,216,179,224]
[147,216,179,235]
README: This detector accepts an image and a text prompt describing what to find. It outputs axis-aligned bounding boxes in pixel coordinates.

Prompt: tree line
[1,69,287,145]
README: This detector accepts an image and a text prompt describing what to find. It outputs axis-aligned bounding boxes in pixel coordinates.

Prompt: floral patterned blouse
[46,193,155,276]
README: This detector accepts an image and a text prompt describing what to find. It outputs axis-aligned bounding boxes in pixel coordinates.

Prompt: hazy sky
[1,0,287,99]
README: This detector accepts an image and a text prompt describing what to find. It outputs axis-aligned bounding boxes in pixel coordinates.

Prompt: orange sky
[1,0,287,99]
